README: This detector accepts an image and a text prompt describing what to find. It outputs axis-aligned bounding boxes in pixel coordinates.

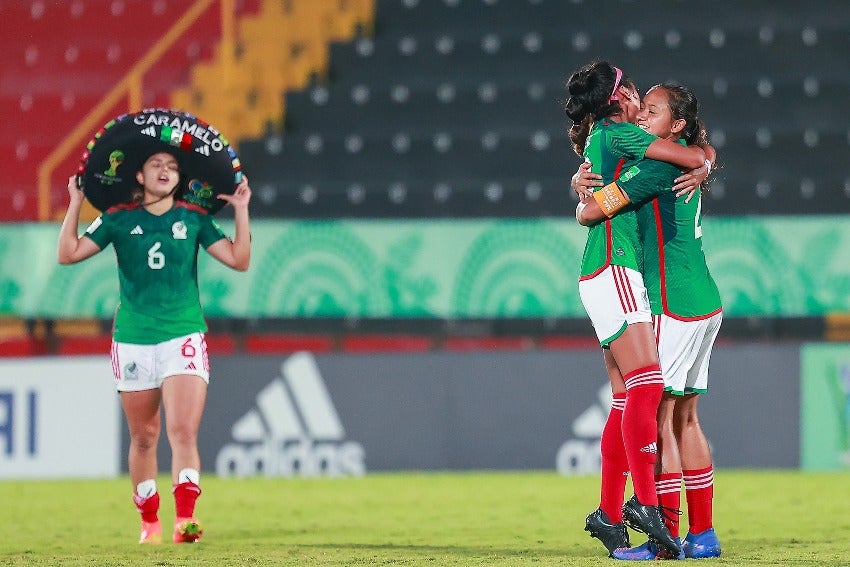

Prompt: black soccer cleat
[584,508,630,556]
[621,494,681,557]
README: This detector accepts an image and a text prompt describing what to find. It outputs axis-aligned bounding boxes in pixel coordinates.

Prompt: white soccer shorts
[579,264,652,347]
[653,312,722,395]
[111,332,210,392]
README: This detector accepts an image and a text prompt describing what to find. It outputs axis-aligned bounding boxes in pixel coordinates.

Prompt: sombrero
[77,108,243,214]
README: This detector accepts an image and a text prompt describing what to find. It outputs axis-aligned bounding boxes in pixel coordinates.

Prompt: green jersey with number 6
[580,119,658,278]
[83,201,227,344]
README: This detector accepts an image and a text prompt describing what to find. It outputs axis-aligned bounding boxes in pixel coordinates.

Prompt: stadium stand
[0,318,47,357]
[238,0,850,218]
[5,0,848,220]
[0,0,236,221]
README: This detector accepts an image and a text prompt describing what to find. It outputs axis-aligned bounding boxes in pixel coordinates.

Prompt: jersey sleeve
[607,122,657,161]
[82,213,113,249]
[616,158,681,205]
[199,215,229,249]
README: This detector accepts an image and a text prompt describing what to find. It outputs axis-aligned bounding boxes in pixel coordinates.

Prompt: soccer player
[564,61,709,558]
[57,152,252,544]
[574,83,722,560]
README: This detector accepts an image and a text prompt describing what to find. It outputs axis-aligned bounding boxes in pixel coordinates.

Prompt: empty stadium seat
[442,336,532,351]
[245,333,335,353]
[56,336,113,355]
[0,337,48,357]
[341,334,432,352]
[0,0,254,221]
[239,0,850,217]
[4,0,850,219]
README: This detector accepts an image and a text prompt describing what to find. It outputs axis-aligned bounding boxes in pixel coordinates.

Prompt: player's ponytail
[565,61,633,156]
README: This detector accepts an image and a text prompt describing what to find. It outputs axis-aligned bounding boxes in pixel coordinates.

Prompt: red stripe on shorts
[613,265,636,312]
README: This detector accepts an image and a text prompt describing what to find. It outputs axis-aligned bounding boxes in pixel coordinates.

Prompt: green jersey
[579,119,658,278]
[609,140,722,318]
[615,139,722,319]
[83,200,228,344]
[637,188,722,319]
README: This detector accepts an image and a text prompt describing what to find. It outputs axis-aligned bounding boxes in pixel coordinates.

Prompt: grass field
[1,470,848,566]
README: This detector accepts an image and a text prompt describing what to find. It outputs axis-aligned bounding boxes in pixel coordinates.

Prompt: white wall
[0,357,120,479]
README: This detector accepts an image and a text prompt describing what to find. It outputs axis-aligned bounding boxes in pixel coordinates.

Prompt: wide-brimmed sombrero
[77,108,243,214]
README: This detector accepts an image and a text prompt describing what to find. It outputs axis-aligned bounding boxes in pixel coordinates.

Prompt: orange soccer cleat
[173,517,203,543]
[139,520,162,544]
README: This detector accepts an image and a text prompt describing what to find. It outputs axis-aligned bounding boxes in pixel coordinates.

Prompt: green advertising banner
[801,343,850,471]
[0,215,848,318]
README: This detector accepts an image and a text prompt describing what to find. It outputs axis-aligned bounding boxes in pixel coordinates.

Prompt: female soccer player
[574,83,722,560]
[57,151,252,544]
[564,60,708,558]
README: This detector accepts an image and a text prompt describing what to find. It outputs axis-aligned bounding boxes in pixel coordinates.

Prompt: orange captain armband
[592,181,631,217]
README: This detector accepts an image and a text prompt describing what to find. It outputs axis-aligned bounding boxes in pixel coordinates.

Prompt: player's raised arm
[207,176,252,271]
[57,175,102,264]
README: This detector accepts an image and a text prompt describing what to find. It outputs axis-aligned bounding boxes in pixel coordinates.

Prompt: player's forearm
[690,135,716,164]
[230,207,251,271]
[646,138,706,169]
[57,201,83,264]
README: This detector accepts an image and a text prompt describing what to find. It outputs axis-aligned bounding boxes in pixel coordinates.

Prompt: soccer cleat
[613,538,684,560]
[173,517,203,543]
[682,528,721,558]
[655,537,685,560]
[621,495,681,557]
[585,508,630,556]
[139,520,162,544]
[612,540,658,560]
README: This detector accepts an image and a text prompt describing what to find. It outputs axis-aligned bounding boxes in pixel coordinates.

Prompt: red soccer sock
[621,365,664,506]
[173,482,202,519]
[683,466,714,534]
[655,472,683,538]
[599,392,628,523]
[133,491,160,523]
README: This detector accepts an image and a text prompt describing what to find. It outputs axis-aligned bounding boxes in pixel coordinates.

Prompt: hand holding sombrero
[78,108,243,214]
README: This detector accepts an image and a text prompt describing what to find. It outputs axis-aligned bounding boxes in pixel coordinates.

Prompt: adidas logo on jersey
[216,351,365,478]
[640,442,658,454]
[130,225,144,235]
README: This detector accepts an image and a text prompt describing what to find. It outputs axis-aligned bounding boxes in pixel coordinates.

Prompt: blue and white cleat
[682,528,721,558]
[612,540,659,560]
[612,538,684,560]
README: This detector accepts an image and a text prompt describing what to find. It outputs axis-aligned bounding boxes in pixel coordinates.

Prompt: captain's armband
[592,181,631,217]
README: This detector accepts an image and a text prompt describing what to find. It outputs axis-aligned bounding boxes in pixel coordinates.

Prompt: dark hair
[652,83,713,188]
[653,83,708,147]
[564,61,636,156]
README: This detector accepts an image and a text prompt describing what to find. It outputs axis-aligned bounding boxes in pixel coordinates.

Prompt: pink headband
[608,67,623,102]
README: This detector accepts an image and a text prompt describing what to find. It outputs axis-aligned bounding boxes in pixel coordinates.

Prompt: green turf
[0,470,848,565]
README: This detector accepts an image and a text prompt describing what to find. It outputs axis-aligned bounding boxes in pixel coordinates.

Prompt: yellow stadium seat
[52,318,104,338]
[0,318,28,340]
[328,0,375,41]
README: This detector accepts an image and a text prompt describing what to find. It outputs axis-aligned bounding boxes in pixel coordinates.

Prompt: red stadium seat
[0,0,235,220]
[57,335,113,355]
[442,336,533,352]
[341,334,432,352]
[245,334,335,354]
[0,337,48,357]
[203,333,236,354]
[536,336,600,350]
